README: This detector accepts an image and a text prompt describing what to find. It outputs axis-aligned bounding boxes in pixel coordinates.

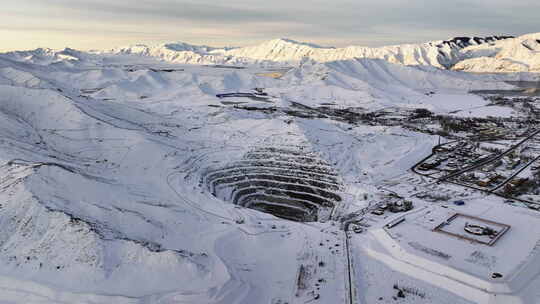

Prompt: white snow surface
[453,33,540,73]
[0,35,539,304]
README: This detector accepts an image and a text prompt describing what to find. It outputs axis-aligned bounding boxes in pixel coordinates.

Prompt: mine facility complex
[413,127,540,208]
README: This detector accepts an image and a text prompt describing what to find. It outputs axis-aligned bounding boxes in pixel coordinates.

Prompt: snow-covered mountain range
[212,36,513,68]
[2,33,538,73]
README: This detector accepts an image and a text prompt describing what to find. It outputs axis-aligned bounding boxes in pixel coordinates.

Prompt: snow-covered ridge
[99,35,516,69]
[452,33,540,73]
[1,48,84,65]
[101,41,245,65]
[1,33,538,73]
[214,36,513,68]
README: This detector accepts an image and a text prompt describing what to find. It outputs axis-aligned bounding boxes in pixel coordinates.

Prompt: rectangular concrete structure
[433,213,510,246]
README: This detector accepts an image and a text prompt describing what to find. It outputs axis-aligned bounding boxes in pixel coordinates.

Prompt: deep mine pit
[203,147,343,222]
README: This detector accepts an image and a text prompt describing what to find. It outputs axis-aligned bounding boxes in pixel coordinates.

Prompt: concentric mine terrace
[203,146,344,222]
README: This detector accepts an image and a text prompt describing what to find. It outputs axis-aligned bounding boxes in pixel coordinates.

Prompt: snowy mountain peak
[110,41,238,57]
[0,47,82,65]
[438,35,514,48]
[109,41,212,55]
[452,33,540,72]
[161,42,224,53]
[263,38,329,49]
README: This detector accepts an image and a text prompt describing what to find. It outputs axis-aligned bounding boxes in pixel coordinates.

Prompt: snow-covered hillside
[452,33,540,73]
[1,32,540,304]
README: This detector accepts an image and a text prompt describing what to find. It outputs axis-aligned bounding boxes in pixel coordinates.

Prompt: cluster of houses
[503,177,529,194]
[459,150,529,188]
[460,172,504,187]
[473,122,514,140]
[418,141,483,172]
[414,134,540,213]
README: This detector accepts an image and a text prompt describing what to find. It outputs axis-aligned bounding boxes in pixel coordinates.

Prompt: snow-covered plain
[0,33,539,304]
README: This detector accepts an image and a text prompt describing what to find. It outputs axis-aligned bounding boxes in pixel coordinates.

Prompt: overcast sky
[1,0,538,51]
